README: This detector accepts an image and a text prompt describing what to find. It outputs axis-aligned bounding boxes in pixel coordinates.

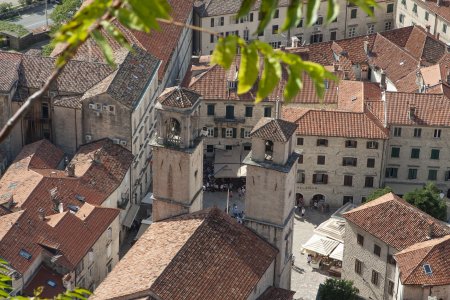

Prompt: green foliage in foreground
[365,186,393,202]
[318,278,359,300]
[404,183,447,221]
[0,21,29,36]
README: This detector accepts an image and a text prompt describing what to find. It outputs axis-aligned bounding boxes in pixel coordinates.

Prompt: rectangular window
[297,137,304,145]
[391,147,400,158]
[385,21,392,30]
[365,176,374,187]
[425,11,429,21]
[313,173,328,184]
[394,127,402,137]
[411,148,420,159]
[206,127,214,137]
[243,144,251,151]
[355,259,362,275]
[387,3,394,13]
[272,25,279,34]
[345,140,357,148]
[296,170,305,183]
[431,149,440,159]
[310,33,323,43]
[243,129,251,138]
[371,270,379,286]
[367,141,379,149]
[445,171,450,181]
[317,139,328,147]
[264,107,272,117]
[207,104,215,116]
[434,129,442,138]
[428,169,437,180]
[367,158,375,168]
[243,29,249,41]
[210,18,214,27]
[399,14,405,24]
[342,157,357,166]
[442,23,447,33]
[388,280,394,295]
[387,254,396,265]
[344,175,353,186]
[330,31,337,41]
[385,167,398,178]
[401,0,406,5]
[274,9,279,18]
[41,102,49,119]
[374,244,381,257]
[351,8,357,19]
[317,155,326,165]
[412,3,417,13]
[367,24,375,34]
[225,128,233,138]
[225,145,233,150]
[315,16,323,25]
[219,16,224,26]
[210,34,215,43]
[357,234,364,246]
[408,168,418,180]
[343,196,353,204]
[297,19,303,28]
[206,145,214,153]
[413,128,422,137]
[225,105,235,119]
[245,106,253,117]
[348,27,357,37]
[298,155,303,164]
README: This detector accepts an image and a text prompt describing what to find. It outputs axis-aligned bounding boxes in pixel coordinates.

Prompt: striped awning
[302,234,340,256]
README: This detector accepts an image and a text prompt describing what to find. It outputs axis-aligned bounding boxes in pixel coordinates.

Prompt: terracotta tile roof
[0,210,23,241]
[251,118,298,142]
[19,55,113,94]
[288,109,388,139]
[83,46,160,109]
[257,287,295,300]
[395,68,421,92]
[337,81,365,112]
[0,51,21,92]
[344,193,450,251]
[404,26,428,60]
[194,0,289,17]
[23,265,65,298]
[421,33,446,65]
[385,92,450,126]
[380,26,414,48]
[92,208,277,300]
[158,86,201,108]
[53,95,83,109]
[395,235,450,286]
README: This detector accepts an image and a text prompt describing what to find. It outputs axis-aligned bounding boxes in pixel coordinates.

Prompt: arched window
[166,118,181,146]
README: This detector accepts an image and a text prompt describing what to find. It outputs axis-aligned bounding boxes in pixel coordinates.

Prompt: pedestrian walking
[301,206,305,217]
[307,254,312,265]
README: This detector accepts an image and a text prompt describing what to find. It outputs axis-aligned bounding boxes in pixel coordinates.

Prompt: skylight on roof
[423,264,432,275]
[75,194,85,202]
[19,249,32,260]
[47,280,57,288]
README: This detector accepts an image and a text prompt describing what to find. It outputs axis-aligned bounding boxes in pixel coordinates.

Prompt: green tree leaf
[237,0,256,17]
[306,0,321,26]
[326,0,339,23]
[256,56,281,102]
[238,43,259,94]
[281,0,302,31]
[256,0,277,34]
[114,8,151,32]
[211,35,239,69]
[91,29,115,66]
[284,64,303,101]
[349,0,378,16]
[101,20,132,50]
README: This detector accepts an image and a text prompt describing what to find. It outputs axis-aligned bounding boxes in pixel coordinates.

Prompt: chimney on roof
[93,149,101,164]
[408,105,416,120]
[38,208,45,221]
[66,163,75,177]
[363,40,369,55]
[50,187,60,212]
[427,222,435,239]
[380,69,387,91]
[58,202,64,214]
[6,194,15,209]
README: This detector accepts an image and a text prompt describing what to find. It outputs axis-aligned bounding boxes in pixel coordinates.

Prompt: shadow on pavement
[292,265,306,274]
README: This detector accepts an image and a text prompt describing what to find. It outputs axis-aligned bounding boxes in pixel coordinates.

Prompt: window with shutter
[240,128,245,138]
[222,128,226,138]
[355,259,362,274]
[214,127,218,137]
[344,175,353,186]
[298,155,303,164]
[232,128,237,138]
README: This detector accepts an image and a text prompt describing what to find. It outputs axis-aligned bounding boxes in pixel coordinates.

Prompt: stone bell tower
[243,117,299,290]
[150,87,204,221]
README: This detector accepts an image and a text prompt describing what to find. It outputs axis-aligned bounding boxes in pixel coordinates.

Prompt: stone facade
[342,222,398,300]
[394,270,450,300]
[396,0,450,44]
[295,136,386,207]
[194,0,395,54]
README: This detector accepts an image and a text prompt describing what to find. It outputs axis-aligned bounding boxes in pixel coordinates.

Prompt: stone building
[395,0,450,44]
[394,235,450,300]
[0,139,133,297]
[193,0,395,54]
[150,87,204,221]
[284,105,388,207]
[342,192,450,300]
[244,117,299,290]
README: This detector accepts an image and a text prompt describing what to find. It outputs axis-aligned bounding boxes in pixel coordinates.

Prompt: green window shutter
[221,128,226,138]
[214,127,218,137]
[233,128,237,138]
[240,128,244,138]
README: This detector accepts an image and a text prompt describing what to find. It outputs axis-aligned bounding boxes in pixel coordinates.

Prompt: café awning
[122,204,140,228]
[302,234,340,256]
[329,243,344,261]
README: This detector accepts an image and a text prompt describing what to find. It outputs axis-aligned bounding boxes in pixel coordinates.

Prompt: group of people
[295,196,306,217]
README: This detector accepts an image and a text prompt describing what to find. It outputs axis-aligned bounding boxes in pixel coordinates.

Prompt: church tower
[243,117,299,290]
[150,87,204,221]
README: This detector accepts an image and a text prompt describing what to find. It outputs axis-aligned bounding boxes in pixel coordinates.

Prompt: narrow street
[9,3,55,30]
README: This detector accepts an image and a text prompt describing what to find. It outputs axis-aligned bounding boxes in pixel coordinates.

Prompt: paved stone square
[203,192,335,300]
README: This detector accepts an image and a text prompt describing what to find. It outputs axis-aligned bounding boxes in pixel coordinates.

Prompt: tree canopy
[404,183,447,221]
[318,278,359,300]
[365,186,393,202]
